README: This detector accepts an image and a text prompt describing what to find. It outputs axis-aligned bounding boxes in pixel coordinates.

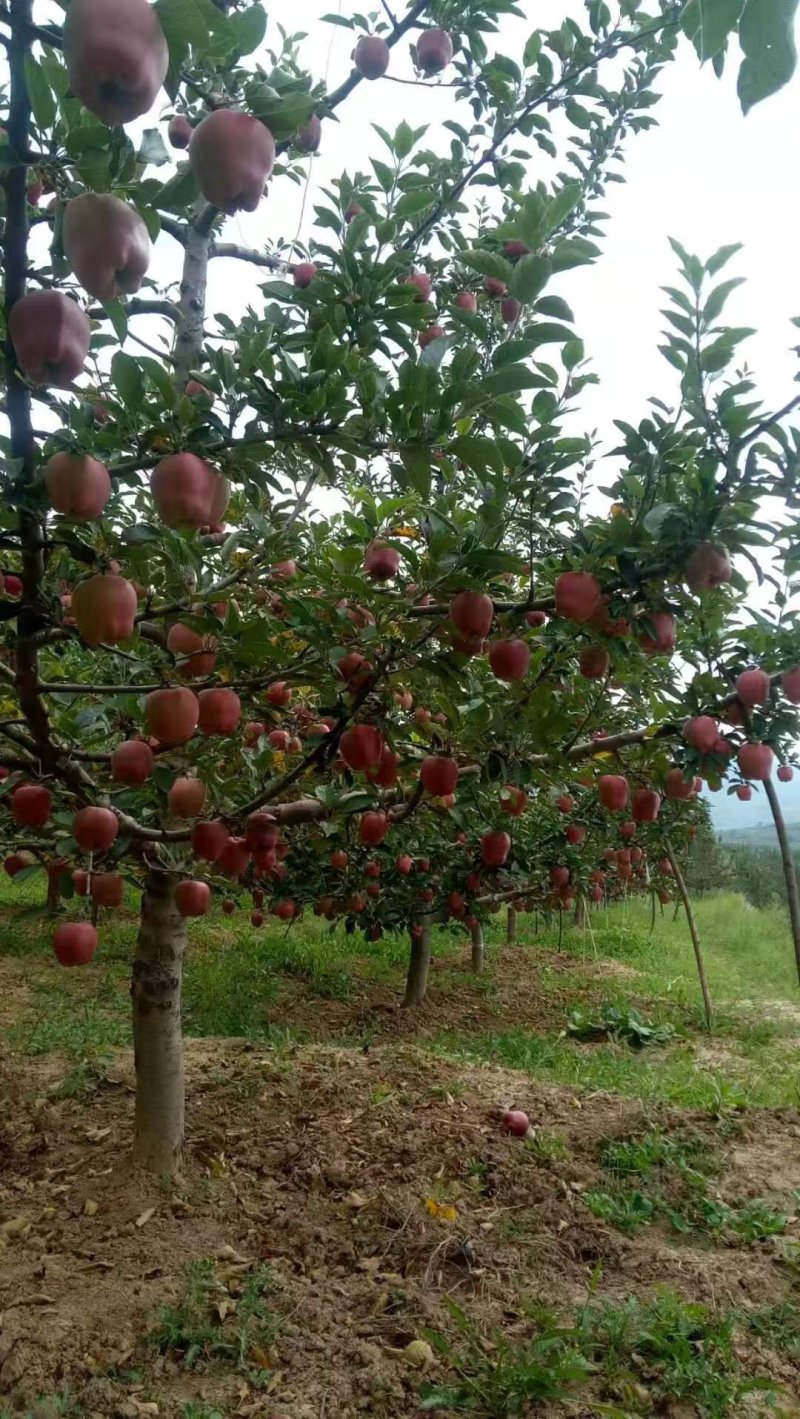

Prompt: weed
[150,1259,274,1374]
[584,1187,658,1232]
[741,1299,800,1356]
[525,1129,568,1164]
[0,1393,84,1419]
[566,1002,677,1048]
[181,1406,225,1419]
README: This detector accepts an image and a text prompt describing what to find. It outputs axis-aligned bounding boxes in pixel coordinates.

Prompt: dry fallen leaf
[135,1207,156,1229]
[83,1199,99,1217]
[344,1191,371,1210]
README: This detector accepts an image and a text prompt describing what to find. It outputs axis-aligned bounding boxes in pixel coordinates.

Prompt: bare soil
[2,1019,800,1418]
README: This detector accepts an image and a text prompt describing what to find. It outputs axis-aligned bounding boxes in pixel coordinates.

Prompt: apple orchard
[1,0,800,1173]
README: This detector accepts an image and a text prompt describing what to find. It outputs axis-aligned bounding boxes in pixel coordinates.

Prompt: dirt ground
[2,1013,800,1418]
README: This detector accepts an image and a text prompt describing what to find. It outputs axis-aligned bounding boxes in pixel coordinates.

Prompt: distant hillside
[717,821,800,847]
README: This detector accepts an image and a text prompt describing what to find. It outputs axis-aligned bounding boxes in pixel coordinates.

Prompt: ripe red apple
[598,775,629,812]
[736,668,770,707]
[72,868,89,895]
[500,296,521,324]
[217,836,251,877]
[579,645,609,680]
[72,572,137,648]
[267,728,290,751]
[502,1109,529,1137]
[296,113,321,152]
[338,651,372,686]
[91,872,124,907]
[367,746,399,788]
[488,638,530,681]
[682,716,718,754]
[525,609,546,628]
[198,688,241,737]
[175,879,211,918]
[396,853,413,875]
[737,742,774,781]
[665,767,694,801]
[481,830,511,867]
[778,764,794,783]
[344,200,364,223]
[631,788,661,823]
[11,783,51,827]
[684,541,732,594]
[406,271,433,301]
[168,777,206,818]
[483,276,507,297]
[360,810,389,845]
[419,324,445,349]
[353,34,390,79]
[414,707,432,724]
[500,785,526,816]
[420,756,459,796]
[144,686,199,746]
[191,819,228,862]
[168,113,192,148]
[550,865,570,888]
[73,805,118,851]
[556,794,574,814]
[640,611,676,655]
[63,193,150,301]
[150,453,229,531]
[5,851,34,878]
[781,667,800,703]
[222,899,236,916]
[620,821,636,840]
[274,899,298,921]
[554,571,602,624]
[167,622,217,678]
[714,735,734,759]
[53,921,97,967]
[447,890,465,916]
[364,541,400,579]
[340,725,383,771]
[245,812,279,854]
[566,824,586,845]
[294,262,317,289]
[450,590,493,640]
[9,291,91,386]
[189,109,276,213]
[43,452,111,522]
[417,27,453,74]
[63,0,167,124]
[454,290,477,312]
[266,680,292,707]
[3,574,22,597]
[736,783,753,801]
[330,849,348,870]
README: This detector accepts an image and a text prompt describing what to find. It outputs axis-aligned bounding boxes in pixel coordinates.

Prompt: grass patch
[422,1290,774,1416]
[741,1298,800,1357]
[149,1259,274,1377]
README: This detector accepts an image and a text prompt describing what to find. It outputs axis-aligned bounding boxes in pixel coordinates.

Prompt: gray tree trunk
[403,916,432,1007]
[506,906,517,945]
[470,919,485,974]
[131,870,187,1173]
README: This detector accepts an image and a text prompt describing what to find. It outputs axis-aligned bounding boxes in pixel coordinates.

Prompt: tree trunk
[470,919,485,974]
[506,906,517,946]
[173,210,211,387]
[573,894,588,929]
[403,916,432,1007]
[46,867,60,914]
[763,775,800,988]
[131,870,187,1173]
[664,837,713,1031]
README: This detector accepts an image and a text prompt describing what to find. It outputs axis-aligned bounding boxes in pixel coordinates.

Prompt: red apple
[274,899,298,921]
[150,453,229,531]
[198,688,241,736]
[684,541,732,594]
[73,805,118,851]
[454,290,477,312]
[450,590,493,640]
[500,296,521,324]
[420,755,459,796]
[43,452,111,521]
[417,27,453,74]
[167,622,217,678]
[217,836,251,877]
[396,853,413,875]
[736,668,770,707]
[296,113,321,152]
[91,872,123,907]
[405,271,432,301]
[737,742,774,781]
[340,725,383,771]
[5,852,34,878]
[168,113,192,148]
[488,638,530,681]
[266,680,292,707]
[191,819,228,862]
[578,645,609,679]
[566,824,586,845]
[778,764,794,783]
[144,687,199,746]
[781,667,800,703]
[359,810,389,845]
[554,571,602,624]
[9,291,91,387]
[665,767,694,801]
[168,777,206,818]
[353,34,390,79]
[63,0,168,125]
[483,276,507,297]
[53,921,97,967]
[366,746,399,788]
[502,1109,529,1137]
[736,784,752,801]
[72,572,137,648]
[631,788,661,823]
[11,783,51,827]
[175,879,211,917]
[418,324,445,348]
[189,109,275,213]
[62,193,150,301]
[682,716,718,754]
[639,611,676,655]
[481,831,511,867]
[294,262,317,289]
[500,785,526,816]
[364,541,400,579]
[598,775,629,812]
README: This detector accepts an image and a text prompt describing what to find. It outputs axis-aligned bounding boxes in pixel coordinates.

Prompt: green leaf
[24,55,55,130]
[737,0,799,112]
[228,3,267,55]
[681,0,744,60]
[153,163,199,213]
[155,0,229,57]
[103,300,128,344]
[706,242,743,275]
[529,322,575,346]
[481,366,547,396]
[111,351,145,409]
[510,254,552,303]
[702,277,744,323]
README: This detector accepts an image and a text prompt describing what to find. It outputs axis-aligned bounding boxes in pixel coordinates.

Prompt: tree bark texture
[470,919,485,974]
[131,870,187,1172]
[763,775,800,988]
[506,906,517,946]
[403,916,432,1007]
[173,212,211,387]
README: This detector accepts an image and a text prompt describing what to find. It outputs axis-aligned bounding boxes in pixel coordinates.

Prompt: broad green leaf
[737,0,799,112]
[702,277,744,323]
[510,254,552,303]
[111,351,145,409]
[228,3,267,55]
[681,0,744,59]
[460,249,513,281]
[24,55,55,130]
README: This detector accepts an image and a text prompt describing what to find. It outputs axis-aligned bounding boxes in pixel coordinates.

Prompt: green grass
[149,1259,274,1376]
